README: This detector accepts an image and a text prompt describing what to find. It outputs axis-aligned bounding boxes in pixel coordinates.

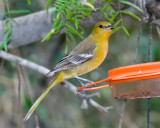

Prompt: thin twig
[147,22,152,128]
[148,23,152,62]
[156,25,160,39]
[0,50,112,114]
[132,22,142,64]
[35,116,40,128]
[81,93,100,109]
[118,99,127,128]
[147,98,150,128]
[16,66,23,128]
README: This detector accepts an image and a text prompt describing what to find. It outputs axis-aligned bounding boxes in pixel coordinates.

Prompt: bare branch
[62,80,113,113]
[0,50,49,75]
[156,25,160,39]
[89,100,113,114]
[148,23,152,62]
[118,99,127,128]
[132,22,142,64]
[16,67,23,128]
[0,8,55,48]
[0,50,112,113]
[146,22,152,128]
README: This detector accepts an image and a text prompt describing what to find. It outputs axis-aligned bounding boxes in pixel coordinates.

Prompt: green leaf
[112,26,121,34]
[121,10,141,21]
[41,32,53,42]
[5,19,16,30]
[24,95,32,109]
[112,26,129,36]
[4,10,31,17]
[110,11,120,23]
[53,10,59,21]
[4,43,8,52]
[104,13,111,22]
[1,29,12,51]
[65,24,84,40]
[114,19,122,27]
[120,0,143,13]
[46,0,53,14]
[27,0,31,5]
[53,15,62,27]
[53,20,65,33]
[0,44,4,50]
[4,29,12,41]
[0,36,11,52]
[67,32,76,44]
[121,26,129,36]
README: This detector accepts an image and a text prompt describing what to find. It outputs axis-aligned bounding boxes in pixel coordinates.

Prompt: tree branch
[118,99,127,128]
[0,8,55,48]
[0,50,112,114]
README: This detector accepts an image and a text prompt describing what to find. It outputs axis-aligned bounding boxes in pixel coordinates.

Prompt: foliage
[42,0,95,53]
[102,0,142,36]
[120,0,142,13]
[3,10,31,18]
[0,0,30,52]
[27,0,31,5]
[0,19,15,52]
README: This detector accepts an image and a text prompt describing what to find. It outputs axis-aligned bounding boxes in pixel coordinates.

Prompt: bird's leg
[76,77,96,94]
[76,76,93,83]
[75,77,85,86]
[76,76,96,88]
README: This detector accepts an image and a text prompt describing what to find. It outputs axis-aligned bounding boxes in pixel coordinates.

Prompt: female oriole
[24,22,114,121]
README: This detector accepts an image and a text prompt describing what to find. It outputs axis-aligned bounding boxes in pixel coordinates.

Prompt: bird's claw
[77,83,88,94]
[77,82,96,94]
[79,88,86,94]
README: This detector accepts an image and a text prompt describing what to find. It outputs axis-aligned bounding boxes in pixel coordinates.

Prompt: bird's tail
[24,72,64,121]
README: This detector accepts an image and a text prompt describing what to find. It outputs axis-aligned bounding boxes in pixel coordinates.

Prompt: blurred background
[0,0,160,128]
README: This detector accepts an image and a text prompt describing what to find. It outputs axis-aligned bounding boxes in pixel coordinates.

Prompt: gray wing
[47,40,96,77]
[47,53,93,76]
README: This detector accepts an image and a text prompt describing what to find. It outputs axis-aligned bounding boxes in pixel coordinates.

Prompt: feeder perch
[77,61,160,99]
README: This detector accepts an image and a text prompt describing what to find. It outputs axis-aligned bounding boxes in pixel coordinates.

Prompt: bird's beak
[106,25,115,30]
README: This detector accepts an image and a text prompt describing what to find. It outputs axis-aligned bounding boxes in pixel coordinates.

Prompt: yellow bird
[24,22,114,121]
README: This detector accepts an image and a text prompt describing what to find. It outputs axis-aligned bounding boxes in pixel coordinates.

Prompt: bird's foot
[78,83,88,94]
[76,77,97,94]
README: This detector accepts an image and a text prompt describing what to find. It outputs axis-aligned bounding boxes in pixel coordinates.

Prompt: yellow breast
[63,40,109,78]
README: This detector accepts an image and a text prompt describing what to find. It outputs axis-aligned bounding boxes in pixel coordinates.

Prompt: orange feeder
[77,61,160,99]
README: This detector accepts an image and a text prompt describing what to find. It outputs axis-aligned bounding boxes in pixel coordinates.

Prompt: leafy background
[0,0,160,128]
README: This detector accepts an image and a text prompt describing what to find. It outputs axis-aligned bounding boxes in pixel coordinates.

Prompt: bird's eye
[99,25,103,28]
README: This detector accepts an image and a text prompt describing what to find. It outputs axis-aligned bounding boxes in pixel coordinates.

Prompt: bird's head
[91,22,114,40]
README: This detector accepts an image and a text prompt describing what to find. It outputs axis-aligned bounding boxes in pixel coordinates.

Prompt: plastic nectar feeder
[77,61,160,99]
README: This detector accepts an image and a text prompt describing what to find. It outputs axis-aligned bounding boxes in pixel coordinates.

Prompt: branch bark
[0,8,55,48]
